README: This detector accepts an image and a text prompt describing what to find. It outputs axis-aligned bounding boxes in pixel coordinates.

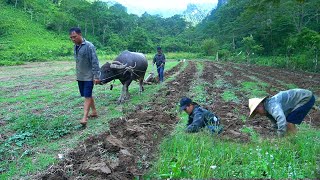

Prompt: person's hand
[94,79,101,85]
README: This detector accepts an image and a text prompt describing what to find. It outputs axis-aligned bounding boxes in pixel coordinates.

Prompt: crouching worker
[248,88,315,137]
[179,97,223,133]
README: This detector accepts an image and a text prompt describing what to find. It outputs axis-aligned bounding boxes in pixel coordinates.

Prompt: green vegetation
[241,81,269,98]
[188,62,209,105]
[147,124,320,179]
[0,2,71,65]
[222,90,239,103]
[198,0,320,72]
[1,0,319,72]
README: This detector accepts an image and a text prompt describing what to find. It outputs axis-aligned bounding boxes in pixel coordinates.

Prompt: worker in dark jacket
[153,46,166,83]
[249,88,315,137]
[179,97,222,133]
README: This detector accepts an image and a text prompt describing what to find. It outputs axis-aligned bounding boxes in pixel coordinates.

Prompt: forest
[0,0,319,71]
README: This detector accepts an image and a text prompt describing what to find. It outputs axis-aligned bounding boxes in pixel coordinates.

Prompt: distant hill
[109,0,216,23]
[0,2,71,65]
[182,3,215,26]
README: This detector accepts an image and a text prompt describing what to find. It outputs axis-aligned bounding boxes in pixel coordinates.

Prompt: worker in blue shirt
[153,46,166,83]
[249,88,315,136]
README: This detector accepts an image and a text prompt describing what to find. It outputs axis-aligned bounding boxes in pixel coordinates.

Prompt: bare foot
[80,118,88,126]
[88,114,98,118]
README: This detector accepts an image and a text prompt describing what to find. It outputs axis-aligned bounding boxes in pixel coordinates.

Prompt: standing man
[153,46,166,83]
[179,97,222,133]
[69,27,101,126]
[248,88,315,137]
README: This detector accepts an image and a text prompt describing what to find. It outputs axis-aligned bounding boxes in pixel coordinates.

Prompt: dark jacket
[186,105,220,133]
[153,53,166,67]
[74,38,100,81]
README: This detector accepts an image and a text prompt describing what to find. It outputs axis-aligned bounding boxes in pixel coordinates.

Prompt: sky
[110,0,218,17]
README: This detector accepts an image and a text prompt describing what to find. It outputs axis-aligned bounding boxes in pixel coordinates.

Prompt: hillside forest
[0,0,319,72]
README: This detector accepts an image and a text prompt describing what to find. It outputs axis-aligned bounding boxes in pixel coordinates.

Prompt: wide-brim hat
[248,97,267,118]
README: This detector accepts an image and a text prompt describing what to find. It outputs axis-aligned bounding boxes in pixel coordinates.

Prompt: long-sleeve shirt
[153,53,166,67]
[264,89,313,136]
[74,39,100,81]
[186,105,220,133]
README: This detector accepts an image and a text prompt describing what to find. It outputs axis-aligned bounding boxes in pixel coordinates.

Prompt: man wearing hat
[248,88,315,137]
[153,46,166,83]
[179,97,222,133]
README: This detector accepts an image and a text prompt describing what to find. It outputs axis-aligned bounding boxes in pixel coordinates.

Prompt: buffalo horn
[110,61,127,69]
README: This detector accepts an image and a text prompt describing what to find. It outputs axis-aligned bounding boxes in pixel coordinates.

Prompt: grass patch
[221,90,239,103]
[147,120,320,179]
[285,83,299,89]
[241,81,269,98]
[145,52,203,61]
[188,62,210,105]
[214,79,232,89]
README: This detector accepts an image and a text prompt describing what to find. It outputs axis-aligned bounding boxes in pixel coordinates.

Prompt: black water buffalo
[100,50,148,103]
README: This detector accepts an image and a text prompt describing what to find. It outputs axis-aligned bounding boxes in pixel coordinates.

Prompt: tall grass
[147,117,320,179]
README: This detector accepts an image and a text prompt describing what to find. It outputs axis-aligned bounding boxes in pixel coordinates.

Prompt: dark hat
[157,46,162,50]
[179,97,192,111]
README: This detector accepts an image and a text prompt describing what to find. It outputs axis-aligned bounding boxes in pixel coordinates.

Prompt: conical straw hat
[248,97,267,118]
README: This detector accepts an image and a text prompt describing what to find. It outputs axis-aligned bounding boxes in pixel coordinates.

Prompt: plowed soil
[40,61,320,179]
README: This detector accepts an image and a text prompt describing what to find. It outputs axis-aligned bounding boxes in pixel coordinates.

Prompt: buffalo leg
[125,81,131,100]
[118,80,132,103]
[139,77,144,94]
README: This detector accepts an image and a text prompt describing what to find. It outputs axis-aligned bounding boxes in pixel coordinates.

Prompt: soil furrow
[39,61,197,180]
[234,63,320,94]
[218,63,287,94]
[202,62,254,141]
[203,62,319,141]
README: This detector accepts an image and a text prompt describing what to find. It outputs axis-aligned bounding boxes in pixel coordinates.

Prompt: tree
[296,28,320,71]
[107,33,128,52]
[202,39,219,56]
[241,35,263,63]
[128,27,152,53]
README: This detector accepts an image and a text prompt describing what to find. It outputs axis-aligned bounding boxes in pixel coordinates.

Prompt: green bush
[202,39,219,56]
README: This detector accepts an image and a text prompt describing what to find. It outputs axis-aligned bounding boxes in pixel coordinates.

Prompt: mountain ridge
[107,1,216,19]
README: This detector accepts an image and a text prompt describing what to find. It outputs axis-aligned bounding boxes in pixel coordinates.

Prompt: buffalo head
[100,61,127,84]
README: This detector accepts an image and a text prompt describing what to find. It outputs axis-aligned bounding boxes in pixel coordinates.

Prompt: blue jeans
[287,95,315,124]
[157,66,164,82]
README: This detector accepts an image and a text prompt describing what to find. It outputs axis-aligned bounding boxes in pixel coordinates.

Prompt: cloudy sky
[111,0,218,17]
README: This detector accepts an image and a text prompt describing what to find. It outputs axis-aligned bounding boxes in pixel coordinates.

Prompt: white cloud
[115,0,217,11]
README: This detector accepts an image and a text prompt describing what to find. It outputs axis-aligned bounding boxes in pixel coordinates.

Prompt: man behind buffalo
[153,46,166,83]
[69,27,100,126]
